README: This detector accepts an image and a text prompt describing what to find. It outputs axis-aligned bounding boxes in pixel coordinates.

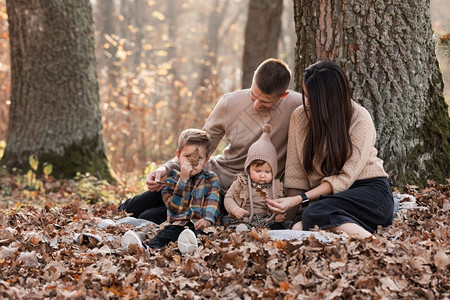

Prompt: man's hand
[146,167,167,191]
[231,207,249,219]
[194,218,212,230]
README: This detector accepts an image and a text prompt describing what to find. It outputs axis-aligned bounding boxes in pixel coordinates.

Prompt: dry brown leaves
[188,148,201,168]
[155,180,176,188]
[0,178,449,299]
[256,187,267,198]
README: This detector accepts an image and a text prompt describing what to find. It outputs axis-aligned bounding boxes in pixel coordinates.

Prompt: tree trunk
[2,0,115,181]
[131,0,146,69]
[242,0,283,89]
[197,0,223,90]
[94,0,120,87]
[293,0,450,188]
[278,0,296,89]
[166,0,182,136]
[195,0,229,129]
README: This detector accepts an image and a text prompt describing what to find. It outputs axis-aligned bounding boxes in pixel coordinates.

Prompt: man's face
[250,83,282,113]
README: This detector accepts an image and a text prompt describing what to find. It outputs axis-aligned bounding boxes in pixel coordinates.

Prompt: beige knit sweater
[285,101,388,194]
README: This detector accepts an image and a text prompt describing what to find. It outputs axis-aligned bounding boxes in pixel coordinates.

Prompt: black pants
[118,190,226,224]
[118,190,167,224]
[146,222,204,249]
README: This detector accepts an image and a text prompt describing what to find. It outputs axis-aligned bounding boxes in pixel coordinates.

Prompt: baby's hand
[231,207,249,219]
[194,218,212,230]
[275,213,286,222]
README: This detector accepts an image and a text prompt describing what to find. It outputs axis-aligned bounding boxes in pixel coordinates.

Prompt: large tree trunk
[197,0,225,90]
[2,0,115,181]
[242,0,283,89]
[94,0,120,87]
[293,0,450,188]
[194,1,229,131]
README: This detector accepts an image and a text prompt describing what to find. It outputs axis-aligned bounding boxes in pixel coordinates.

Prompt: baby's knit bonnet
[244,124,278,221]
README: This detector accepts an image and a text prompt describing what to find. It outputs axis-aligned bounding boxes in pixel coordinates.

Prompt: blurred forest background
[0,0,448,181]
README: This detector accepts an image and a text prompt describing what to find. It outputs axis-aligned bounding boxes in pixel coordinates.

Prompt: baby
[223,124,285,230]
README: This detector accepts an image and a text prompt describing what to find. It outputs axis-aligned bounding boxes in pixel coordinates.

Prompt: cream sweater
[285,101,388,194]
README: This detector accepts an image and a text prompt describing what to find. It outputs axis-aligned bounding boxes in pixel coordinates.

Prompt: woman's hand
[266,196,300,214]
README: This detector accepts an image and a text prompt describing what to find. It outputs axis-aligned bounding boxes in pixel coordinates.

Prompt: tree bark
[2,0,115,181]
[242,0,283,89]
[94,0,120,87]
[293,0,450,188]
[197,0,224,90]
[194,0,230,130]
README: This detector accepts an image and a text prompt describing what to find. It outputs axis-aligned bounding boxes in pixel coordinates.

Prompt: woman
[266,61,393,238]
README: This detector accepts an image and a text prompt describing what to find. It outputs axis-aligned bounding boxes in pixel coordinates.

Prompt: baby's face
[249,162,273,184]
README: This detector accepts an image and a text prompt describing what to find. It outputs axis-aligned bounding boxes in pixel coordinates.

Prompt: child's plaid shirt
[162,169,221,226]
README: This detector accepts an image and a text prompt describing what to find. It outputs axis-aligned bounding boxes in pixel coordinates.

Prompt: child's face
[249,162,273,184]
[176,144,208,177]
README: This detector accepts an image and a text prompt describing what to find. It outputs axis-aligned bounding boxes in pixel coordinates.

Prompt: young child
[122,128,221,254]
[223,124,285,230]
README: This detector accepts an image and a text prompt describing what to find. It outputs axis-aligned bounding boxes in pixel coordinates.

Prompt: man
[119,58,303,223]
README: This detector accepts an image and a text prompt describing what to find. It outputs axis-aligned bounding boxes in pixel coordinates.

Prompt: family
[117,59,394,254]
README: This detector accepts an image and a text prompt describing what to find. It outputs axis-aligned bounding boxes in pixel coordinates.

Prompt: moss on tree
[40,138,116,183]
[395,68,450,189]
[1,137,116,183]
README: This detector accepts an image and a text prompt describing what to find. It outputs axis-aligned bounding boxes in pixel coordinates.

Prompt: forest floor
[0,171,449,299]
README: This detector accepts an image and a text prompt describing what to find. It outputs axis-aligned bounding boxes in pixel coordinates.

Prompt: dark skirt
[293,177,394,233]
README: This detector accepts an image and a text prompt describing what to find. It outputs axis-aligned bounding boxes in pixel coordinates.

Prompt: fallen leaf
[434,250,450,270]
[279,281,289,291]
[256,187,267,198]
[188,148,200,167]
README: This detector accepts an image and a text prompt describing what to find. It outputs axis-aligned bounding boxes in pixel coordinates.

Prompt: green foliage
[0,140,5,160]
[73,172,117,204]
[38,137,116,183]
[29,155,38,172]
[1,155,55,202]
[22,155,52,193]
[1,169,126,211]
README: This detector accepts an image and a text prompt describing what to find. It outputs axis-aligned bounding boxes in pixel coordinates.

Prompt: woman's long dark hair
[302,61,353,176]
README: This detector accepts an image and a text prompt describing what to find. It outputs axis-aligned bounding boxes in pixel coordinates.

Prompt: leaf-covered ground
[0,174,449,299]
